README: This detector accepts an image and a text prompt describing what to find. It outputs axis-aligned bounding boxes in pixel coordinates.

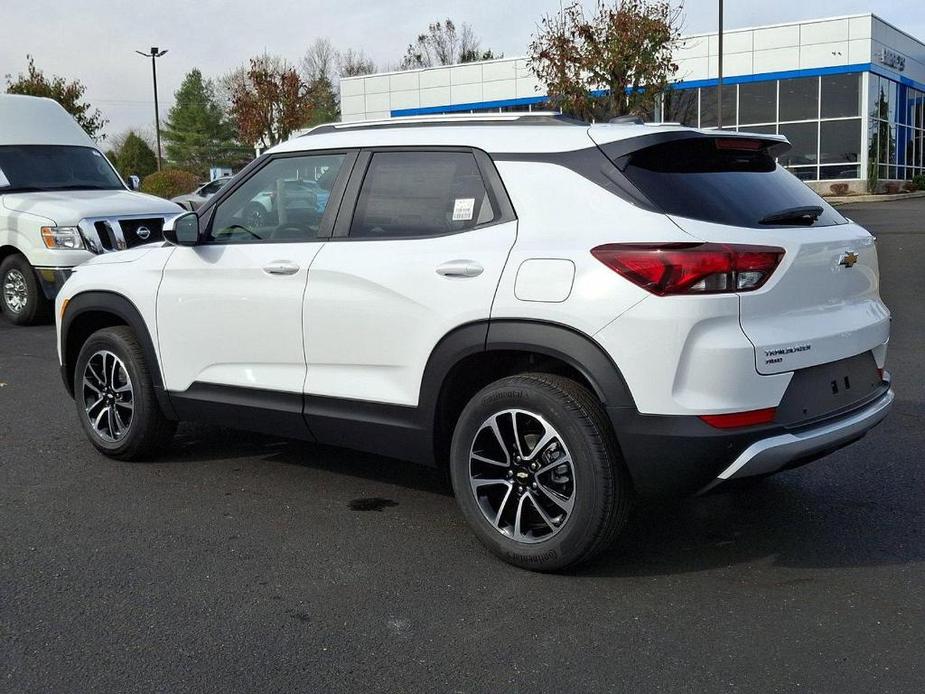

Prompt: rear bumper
[609,382,893,498]
[701,387,893,492]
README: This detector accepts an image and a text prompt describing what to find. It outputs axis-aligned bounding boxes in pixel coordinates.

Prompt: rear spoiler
[599,131,791,168]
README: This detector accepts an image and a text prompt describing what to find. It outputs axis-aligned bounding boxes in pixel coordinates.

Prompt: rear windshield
[0,145,124,194]
[614,137,846,228]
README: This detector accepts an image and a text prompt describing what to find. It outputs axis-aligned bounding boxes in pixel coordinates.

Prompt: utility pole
[136,47,168,170]
[717,0,724,129]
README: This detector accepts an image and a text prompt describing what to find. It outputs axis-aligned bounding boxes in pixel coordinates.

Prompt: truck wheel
[450,373,632,572]
[73,326,177,460]
[0,254,49,326]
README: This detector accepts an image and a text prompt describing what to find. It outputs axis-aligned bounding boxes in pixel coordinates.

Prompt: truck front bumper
[33,267,73,300]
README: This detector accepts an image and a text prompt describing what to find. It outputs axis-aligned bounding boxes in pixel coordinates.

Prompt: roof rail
[302,112,585,136]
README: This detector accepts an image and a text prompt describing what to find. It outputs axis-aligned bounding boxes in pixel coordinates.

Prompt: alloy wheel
[2,269,28,314]
[468,409,576,544]
[82,350,134,442]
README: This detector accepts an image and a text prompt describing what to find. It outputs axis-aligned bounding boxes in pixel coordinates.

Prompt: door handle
[436,260,484,278]
[263,261,300,276]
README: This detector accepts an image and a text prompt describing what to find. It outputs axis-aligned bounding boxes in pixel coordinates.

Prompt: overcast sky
[2,0,923,140]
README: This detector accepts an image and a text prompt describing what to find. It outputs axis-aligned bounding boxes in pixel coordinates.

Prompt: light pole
[717,0,724,129]
[136,47,168,170]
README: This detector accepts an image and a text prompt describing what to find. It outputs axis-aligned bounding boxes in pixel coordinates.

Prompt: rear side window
[615,138,846,228]
[349,151,495,239]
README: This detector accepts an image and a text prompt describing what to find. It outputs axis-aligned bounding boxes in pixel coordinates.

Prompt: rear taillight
[591,243,785,296]
[699,408,777,429]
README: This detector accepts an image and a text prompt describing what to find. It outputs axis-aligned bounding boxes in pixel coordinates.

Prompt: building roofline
[679,13,873,40]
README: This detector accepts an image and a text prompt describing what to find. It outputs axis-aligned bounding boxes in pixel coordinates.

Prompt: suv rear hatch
[592,128,890,375]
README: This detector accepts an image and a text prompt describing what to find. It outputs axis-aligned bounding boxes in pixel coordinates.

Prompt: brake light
[714,138,763,151]
[699,408,777,429]
[591,243,784,296]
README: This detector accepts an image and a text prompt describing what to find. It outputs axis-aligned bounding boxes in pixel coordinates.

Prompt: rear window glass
[615,138,846,228]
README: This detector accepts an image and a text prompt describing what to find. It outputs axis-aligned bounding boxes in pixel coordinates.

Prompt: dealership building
[339,14,925,192]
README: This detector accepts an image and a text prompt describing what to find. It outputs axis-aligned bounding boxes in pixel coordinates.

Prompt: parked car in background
[55,113,892,571]
[170,176,232,211]
[244,178,330,228]
[0,94,181,325]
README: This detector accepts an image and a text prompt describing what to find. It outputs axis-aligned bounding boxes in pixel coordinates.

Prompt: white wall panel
[801,19,850,45]
[339,78,364,97]
[389,90,420,110]
[754,25,801,51]
[450,64,483,85]
[451,83,483,104]
[516,77,542,98]
[419,85,451,107]
[340,94,366,117]
[753,47,800,73]
[482,60,517,82]
[420,68,450,89]
[389,71,419,92]
[365,92,390,113]
[483,79,517,102]
[801,42,850,68]
[364,75,390,94]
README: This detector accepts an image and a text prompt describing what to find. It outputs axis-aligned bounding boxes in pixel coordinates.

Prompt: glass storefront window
[738,81,776,124]
[779,122,818,166]
[739,124,777,136]
[780,77,818,122]
[821,74,861,118]
[665,88,698,126]
[818,165,860,180]
[820,119,861,164]
[699,85,736,128]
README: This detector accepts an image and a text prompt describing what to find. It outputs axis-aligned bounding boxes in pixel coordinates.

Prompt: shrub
[902,180,919,192]
[913,174,925,190]
[140,169,199,199]
[829,183,849,196]
[884,181,901,194]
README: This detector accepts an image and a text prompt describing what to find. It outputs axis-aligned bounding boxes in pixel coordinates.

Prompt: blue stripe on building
[391,62,925,118]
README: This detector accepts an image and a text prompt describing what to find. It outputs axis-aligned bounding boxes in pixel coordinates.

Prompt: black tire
[73,326,176,460]
[450,373,632,572]
[0,254,49,326]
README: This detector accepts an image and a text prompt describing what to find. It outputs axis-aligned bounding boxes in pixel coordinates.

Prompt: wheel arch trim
[60,290,176,419]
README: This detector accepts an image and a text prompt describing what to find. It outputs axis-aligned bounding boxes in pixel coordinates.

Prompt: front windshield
[0,145,124,193]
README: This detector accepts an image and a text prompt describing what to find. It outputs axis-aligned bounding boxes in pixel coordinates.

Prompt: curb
[825,190,925,206]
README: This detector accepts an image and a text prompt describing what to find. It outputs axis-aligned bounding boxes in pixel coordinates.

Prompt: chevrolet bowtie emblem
[839,251,859,268]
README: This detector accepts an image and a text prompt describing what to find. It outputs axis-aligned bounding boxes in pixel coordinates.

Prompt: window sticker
[0,168,9,188]
[452,197,475,221]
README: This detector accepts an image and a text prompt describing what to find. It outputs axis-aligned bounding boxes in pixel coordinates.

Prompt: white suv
[55,114,893,571]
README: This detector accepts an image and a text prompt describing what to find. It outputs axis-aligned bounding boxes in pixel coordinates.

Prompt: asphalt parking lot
[1,198,923,693]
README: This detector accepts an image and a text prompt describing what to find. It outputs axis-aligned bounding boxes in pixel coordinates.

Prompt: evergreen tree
[163,69,246,176]
[115,131,157,180]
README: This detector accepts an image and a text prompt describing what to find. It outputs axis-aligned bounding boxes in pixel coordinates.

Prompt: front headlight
[41,226,86,250]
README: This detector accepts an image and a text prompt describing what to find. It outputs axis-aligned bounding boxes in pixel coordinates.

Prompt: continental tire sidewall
[450,376,619,571]
[73,328,159,458]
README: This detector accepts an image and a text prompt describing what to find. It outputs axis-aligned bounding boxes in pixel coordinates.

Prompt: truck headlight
[41,226,85,250]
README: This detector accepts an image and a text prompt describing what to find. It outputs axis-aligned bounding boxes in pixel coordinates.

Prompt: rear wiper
[759,205,823,226]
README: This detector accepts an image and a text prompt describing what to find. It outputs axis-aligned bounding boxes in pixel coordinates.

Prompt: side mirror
[128,175,141,191]
[163,212,200,246]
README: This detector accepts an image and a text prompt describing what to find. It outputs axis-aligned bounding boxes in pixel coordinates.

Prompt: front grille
[81,216,167,254]
[119,218,164,248]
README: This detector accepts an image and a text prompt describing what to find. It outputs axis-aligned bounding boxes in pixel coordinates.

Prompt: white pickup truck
[0,94,181,325]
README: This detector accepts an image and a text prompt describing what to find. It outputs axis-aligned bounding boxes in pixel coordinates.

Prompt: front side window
[349,151,495,239]
[0,145,124,193]
[209,153,345,243]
